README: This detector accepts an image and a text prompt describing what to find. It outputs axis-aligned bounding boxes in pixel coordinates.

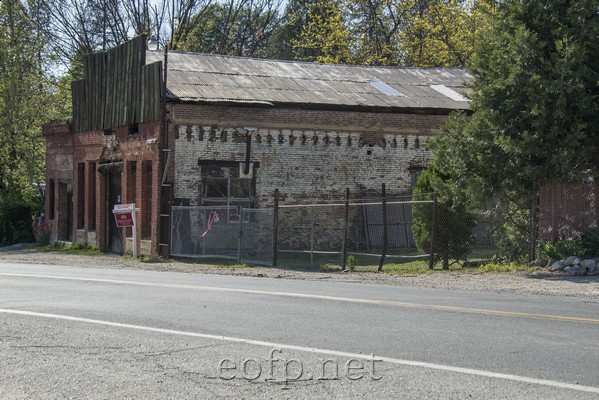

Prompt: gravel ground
[1,245,599,301]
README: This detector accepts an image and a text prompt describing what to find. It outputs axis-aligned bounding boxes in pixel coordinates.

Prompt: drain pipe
[242,126,257,175]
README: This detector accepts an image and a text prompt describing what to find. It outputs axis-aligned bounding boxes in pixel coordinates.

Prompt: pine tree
[429,0,599,259]
[290,0,351,63]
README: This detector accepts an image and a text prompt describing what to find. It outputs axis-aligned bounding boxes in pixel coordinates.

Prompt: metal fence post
[342,188,350,270]
[378,183,388,272]
[272,189,279,266]
[428,192,437,270]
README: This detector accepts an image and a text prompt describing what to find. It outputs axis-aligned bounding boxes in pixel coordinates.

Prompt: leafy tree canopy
[429,0,599,258]
[0,0,68,200]
[290,0,352,63]
[412,168,475,269]
[178,0,283,58]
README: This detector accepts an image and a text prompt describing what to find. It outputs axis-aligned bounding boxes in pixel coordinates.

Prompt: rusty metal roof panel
[151,51,471,110]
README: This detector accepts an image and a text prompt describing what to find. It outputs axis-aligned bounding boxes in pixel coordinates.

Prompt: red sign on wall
[113,204,135,228]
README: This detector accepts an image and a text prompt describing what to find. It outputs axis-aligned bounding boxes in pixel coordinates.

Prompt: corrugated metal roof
[146,51,471,110]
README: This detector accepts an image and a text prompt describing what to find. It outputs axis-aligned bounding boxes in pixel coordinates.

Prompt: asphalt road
[0,262,598,399]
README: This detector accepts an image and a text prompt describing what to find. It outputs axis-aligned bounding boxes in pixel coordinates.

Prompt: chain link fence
[171,206,273,265]
[276,194,434,268]
[170,192,494,269]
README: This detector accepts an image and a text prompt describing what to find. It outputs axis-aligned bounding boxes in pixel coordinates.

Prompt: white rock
[582,259,598,274]
[564,256,580,266]
[549,261,566,271]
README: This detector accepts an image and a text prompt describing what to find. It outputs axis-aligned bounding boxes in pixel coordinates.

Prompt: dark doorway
[107,171,123,254]
[57,181,73,241]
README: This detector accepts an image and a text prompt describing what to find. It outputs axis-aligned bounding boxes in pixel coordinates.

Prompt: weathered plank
[71,36,162,133]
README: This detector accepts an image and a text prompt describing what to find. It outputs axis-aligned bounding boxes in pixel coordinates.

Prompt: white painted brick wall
[174,125,432,206]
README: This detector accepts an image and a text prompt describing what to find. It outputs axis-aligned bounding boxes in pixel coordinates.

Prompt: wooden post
[378,183,388,272]
[341,188,350,270]
[428,192,438,270]
[272,189,279,266]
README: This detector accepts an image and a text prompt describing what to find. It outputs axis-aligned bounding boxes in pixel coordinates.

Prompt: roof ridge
[158,50,468,73]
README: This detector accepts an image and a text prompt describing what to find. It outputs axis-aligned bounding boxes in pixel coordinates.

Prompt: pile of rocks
[532,256,599,276]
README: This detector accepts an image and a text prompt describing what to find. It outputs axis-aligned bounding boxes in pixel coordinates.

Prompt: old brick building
[44,37,470,256]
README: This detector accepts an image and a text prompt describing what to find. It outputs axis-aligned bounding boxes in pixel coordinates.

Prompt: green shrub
[412,169,476,269]
[346,255,355,271]
[538,238,584,260]
[491,204,530,262]
[0,193,35,246]
[582,227,599,258]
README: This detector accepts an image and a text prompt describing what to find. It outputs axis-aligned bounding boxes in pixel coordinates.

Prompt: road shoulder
[1,249,598,301]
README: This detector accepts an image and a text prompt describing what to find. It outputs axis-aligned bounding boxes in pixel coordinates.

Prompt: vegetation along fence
[170,187,494,270]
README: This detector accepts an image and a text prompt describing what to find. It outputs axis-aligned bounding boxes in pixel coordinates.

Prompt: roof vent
[368,80,405,97]
[430,85,469,102]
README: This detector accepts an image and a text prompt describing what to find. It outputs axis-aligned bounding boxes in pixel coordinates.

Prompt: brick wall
[80,121,162,254]
[45,120,162,254]
[45,102,449,255]
[170,104,441,206]
[171,104,448,135]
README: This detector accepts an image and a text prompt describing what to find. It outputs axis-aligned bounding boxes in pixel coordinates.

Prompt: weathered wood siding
[72,36,161,132]
[539,182,599,240]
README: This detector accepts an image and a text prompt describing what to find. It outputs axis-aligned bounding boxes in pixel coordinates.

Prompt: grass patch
[314,260,530,275]
[470,262,532,274]
[38,242,101,255]
[120,254,171,263]
[139,255,165,263]
[270,249,530,275]
[34,243,529,274]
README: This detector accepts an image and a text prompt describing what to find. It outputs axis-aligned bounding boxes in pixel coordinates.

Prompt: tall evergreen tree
[290,0,351,63]
[429,0,599,258]
[400,0,493,67]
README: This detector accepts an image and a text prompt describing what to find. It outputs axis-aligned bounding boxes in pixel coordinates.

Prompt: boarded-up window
[201,164,255,222]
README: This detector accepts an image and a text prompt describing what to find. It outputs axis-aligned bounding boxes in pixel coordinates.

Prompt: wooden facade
[71,36,161,133]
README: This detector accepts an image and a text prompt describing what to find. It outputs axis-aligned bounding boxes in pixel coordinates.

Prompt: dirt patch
[1,248,599,301]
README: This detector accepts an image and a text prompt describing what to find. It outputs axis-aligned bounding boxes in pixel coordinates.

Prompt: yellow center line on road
[1,272,599,325]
